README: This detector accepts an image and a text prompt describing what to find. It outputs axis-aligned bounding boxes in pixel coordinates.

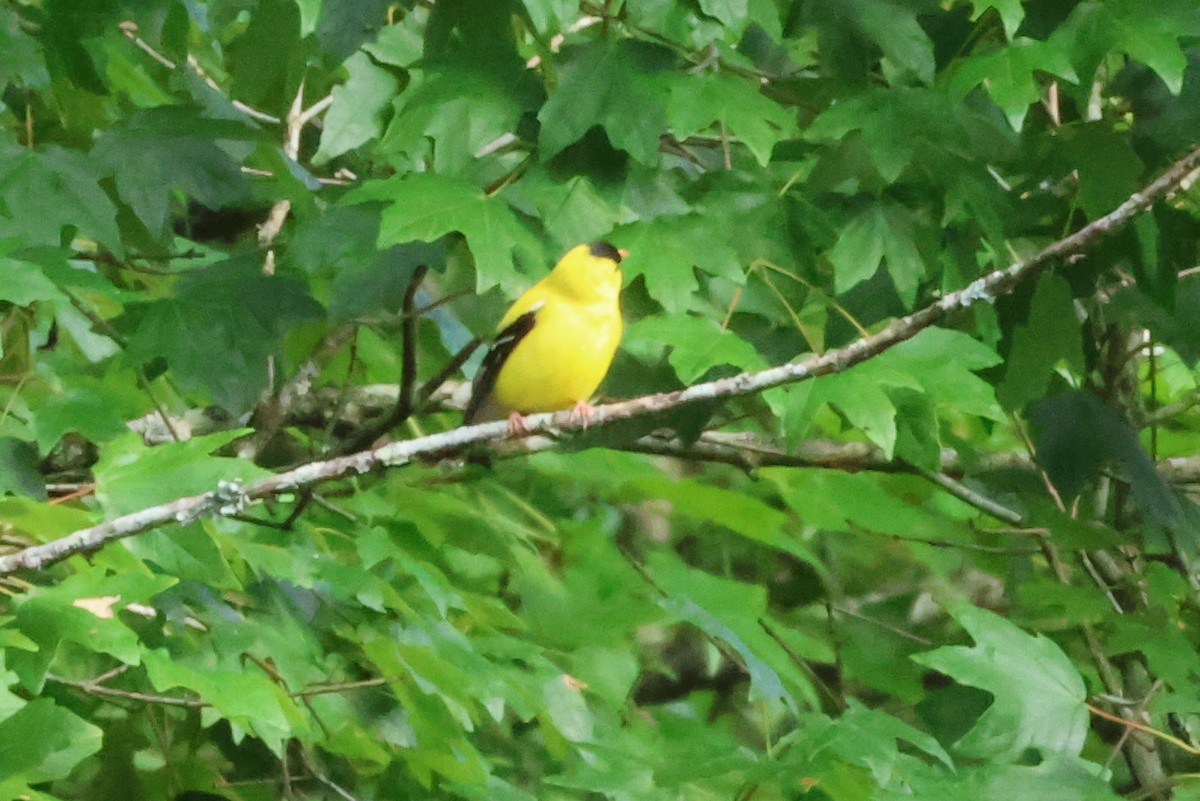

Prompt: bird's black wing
[464,308,539,423]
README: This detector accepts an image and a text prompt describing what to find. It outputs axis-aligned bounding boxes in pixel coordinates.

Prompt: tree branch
[5,142,1200,575]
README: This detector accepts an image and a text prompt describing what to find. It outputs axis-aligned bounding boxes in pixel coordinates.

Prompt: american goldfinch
[465,241,626,432]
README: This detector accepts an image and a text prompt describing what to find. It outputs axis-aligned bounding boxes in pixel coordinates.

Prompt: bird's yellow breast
[489,284,623,414]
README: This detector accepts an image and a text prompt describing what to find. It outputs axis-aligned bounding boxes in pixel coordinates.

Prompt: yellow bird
[465,241,626,432]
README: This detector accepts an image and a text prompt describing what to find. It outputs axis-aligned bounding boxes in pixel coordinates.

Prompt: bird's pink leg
[506,411,532,437]
[567,400,595,429]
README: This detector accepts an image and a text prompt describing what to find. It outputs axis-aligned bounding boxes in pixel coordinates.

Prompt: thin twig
[56,284,183,443]
[332,271,463,457]
[236,325,356,461]
[298,748,358,801]
[118,21,175,68]
[1143,389,1200,425]
[911,466,1024,525]
[415,336,484,407]
[1089,702,1200,757]
[856,527,1039,555]
[831,604,933,645]
[1104,680,1166,770]
[117,22,280,124]
[257,79,307,261]
[47,674,206,707]
[759,618,845,710]
[296,95,333,127]
[1011,412,1067,512]
[1078,550,1126,614]
[399,265,429,419]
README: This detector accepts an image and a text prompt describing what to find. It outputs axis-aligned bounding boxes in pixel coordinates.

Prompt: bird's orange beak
[618,248,630,259]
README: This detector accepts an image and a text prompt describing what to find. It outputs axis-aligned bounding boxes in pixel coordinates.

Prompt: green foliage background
[2,0,1200,799]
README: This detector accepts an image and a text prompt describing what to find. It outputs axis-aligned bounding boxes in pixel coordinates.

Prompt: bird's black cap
[589,241,623,263]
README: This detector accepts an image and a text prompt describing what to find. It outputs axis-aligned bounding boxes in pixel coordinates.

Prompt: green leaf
[845,0,935,85]
[125,523,237,588]
[0,257,70,305]
[969,0,1025,38]
[829,201,926,304]
[314,51,401,163]
[616,215,745,312]
[346,173,542,292]
[92,430,271,518]
[766,468,986,538]
[11,568,177,682]
[295,0,320,36]
[648,551,815,712]
[362,13,425,67]
[891,386,940,469]
[889,327,1005,420]
[913,603,1088,761]
[788,328,999,456]
[625,315,764,384]
[1028,391,1181,524]
[510,522,662,652]
[380,59,538,174]
[1060,0,1200,95]
[667,72,793,166]
[1109,612,1200,690]
[879,204,926,307]
[143,649,300,754]
[798,363,914,456]
[291,203,445,320]
[124,261,323,412]
[829,205,888,296]
[0,440,44,499]
[818,701,954,770]
[806,87,1007,183]
[949,38,1078,130]
[623,475,791,550]
[538,40,671,165]
[997,273,1085,411]
[0,496,95,540]
[38,3,108,101]
[623,0,725,50]
[0,145,121,252]
[0,659,24,731]
[1107,277,1200,367]
[449,777,540,801]
[0,7,45,88]
[1014,577,1120,627]
[316,0,395,61]
[698,0,748,27]
[569,646,639,708]
[31,376,143,452]
[19,244,134,302]
[229,0,302,111]
[288,204,449,324]
[546,752,657,799]
[1062,124,1144,220]
[521,174,629,249]
[0,699,102,785]
[93,108,254,238]
[541,674,593,742]
[956,754,1121,801]
[52,305,122,365]
[1131,207,1200,305]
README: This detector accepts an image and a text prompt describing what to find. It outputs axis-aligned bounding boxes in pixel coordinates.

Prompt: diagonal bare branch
[5,142,1200,576]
